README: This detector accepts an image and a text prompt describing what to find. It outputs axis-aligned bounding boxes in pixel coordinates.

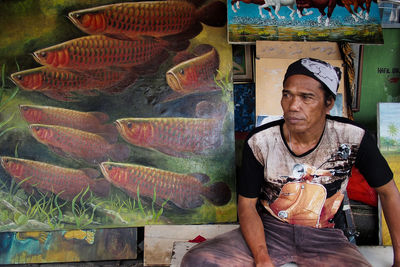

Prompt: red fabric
[188,235,207,243]
[347,167,378,207]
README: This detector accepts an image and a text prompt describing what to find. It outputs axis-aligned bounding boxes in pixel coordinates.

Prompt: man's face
[281,74,333,134]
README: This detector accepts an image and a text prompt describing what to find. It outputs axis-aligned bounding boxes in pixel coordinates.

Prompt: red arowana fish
[115,117,223,157]
[68,1,226,41]
[10,66,136,101]
[0,156,110,201]
[29,124,130,164]
[166,45,220,96]
[99,162,231,209]
[33,35,171,71]
[19,104,118,143]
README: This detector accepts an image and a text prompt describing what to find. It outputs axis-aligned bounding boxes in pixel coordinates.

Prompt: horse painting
[259,0,298,20]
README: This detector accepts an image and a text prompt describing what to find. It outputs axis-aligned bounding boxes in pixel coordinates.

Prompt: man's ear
[325,97,335,114]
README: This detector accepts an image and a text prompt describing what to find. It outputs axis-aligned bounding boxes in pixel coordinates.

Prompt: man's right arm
[238,195,275,267]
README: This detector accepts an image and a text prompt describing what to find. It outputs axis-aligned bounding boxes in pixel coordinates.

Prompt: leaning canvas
[377,102,400,245]
[0,0,236,232]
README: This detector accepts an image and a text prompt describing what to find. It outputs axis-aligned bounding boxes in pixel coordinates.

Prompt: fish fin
[92,178,111,198]
[197,1,227,27]
[162,22,203,43]
[104,33,132,41]
[154,146,189,158]
[164,39,191,53]
[192,44,214,56]
[203,181,231,206]
[160,92,185,103]
[172,51,196,65]
[84,230,95,244]
[132,50,170,76]
[101,73,138,95]
[42,91,80,102]
[95,127,119,144]
[77,90,99,96]
[189,173,210,184]
[109,143,130,161]
[81,168,101,179]
[49,145,70,158]
[88,112,110,124]
[195,101,227,119]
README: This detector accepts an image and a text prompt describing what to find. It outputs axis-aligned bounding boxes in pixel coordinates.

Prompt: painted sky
[379,102,400,139]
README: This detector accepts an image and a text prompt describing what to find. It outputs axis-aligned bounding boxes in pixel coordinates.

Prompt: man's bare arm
[376,179,400,267]
[238,195,275,267]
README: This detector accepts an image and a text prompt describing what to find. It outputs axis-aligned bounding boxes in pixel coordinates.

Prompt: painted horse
[231,0,273,16]
[337,0,376,21]
[259,0,313,20]
[296,0,337,26]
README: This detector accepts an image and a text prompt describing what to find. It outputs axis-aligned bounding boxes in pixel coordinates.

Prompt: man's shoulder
[246,118,284,142]
[326,115,366,132]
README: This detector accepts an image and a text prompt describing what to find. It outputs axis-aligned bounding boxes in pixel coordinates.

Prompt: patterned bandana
[283,58,342,99]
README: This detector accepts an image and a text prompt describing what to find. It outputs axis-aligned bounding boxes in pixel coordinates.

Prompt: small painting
[0,228,137,264]
[377,102,400,245]
[233,45,254,83]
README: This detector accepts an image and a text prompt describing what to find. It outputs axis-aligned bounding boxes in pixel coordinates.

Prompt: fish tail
[92,178,111,198]
[85,230,95,244]
[196,1,227,27]
[100,124,119,144]
[109,143,130,161]
[202,181,231,206]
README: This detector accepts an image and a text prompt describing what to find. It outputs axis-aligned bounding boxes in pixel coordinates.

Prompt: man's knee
[181,246,218,267]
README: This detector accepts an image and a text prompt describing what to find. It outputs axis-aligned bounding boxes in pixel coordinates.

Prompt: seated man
[181,58,400,267]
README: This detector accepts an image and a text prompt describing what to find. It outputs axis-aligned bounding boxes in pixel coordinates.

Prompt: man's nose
[288,96,301,111]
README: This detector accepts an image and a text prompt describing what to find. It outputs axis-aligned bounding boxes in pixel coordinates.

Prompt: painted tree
[388,123,399,150]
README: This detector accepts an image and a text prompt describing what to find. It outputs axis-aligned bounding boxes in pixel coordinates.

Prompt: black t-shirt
[238,115,393,227]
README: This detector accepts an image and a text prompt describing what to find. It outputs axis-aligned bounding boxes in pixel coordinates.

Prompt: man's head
[281,58,341,135]
[283,58,341,104]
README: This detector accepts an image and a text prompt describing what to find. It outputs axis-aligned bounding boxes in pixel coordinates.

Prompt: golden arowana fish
[100,162,231,209]
[166,45,220,96]
[33,35,173,71]
[10,66,136,101]
[115,117,223,157]
[29,124,130,164]
[68,1,226,41]
[63,230,95,244]
[19,105,119,143]
[16,231,49,244]
[0,157,110,201]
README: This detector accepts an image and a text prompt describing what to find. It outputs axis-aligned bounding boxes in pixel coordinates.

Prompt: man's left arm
[376,179,400,267]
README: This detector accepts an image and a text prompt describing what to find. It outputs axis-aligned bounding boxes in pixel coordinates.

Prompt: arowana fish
[115,117,223,157]
[63,230,95,244]
[11,66,136,101]
[100,162,231,209]
[0,156,110,201]
[68,1,226,41]
[33,35,174,71]
[166,45,220,97]
[15,231,49,244]
[19,104,118,143]
[29,124,130,164]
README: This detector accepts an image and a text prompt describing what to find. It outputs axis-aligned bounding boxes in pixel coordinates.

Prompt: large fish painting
[0,0,236,238]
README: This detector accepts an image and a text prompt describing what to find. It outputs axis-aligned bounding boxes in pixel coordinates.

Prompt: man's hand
[238,195,275,266]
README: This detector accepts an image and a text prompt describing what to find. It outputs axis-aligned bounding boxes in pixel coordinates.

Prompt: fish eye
[34,126,40,131]
[179,69,184,75]
[4,159,9,163]
[74,13,81,19]
[127,122,132,129]
[40,52,47,58]
[16,75,22,81]
[22,106,28,111]
[108,166,113,171]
